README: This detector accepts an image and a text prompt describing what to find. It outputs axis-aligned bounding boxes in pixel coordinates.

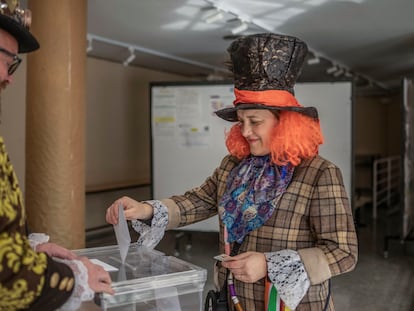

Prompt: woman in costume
[106,33,358,310]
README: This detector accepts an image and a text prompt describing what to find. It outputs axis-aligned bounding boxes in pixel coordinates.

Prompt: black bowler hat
[215,33,318,122]
[0,0,39,53]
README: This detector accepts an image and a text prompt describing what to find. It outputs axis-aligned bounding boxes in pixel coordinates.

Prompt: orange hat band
[215,88,318,121]
[234,88,302,108]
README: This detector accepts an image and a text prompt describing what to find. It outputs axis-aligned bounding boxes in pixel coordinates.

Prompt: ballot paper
[113,204,131,264]
[90,258,118,272]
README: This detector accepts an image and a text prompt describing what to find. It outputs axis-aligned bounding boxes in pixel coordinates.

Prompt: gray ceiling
[86,0,414,95]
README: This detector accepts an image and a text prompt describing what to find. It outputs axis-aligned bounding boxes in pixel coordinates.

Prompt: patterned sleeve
[298,163,358,284]
[131,200,169,249]
[0,231,75,310]
[265,250,310,310]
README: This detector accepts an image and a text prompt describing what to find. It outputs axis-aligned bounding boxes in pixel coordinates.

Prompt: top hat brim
[0,14,39,53]
[215,103,319,122]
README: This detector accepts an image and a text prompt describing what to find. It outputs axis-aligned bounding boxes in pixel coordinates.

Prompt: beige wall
[355,94,401,157]
[354,93,402,195]
[85,58,192,229]
[86,58,191,188]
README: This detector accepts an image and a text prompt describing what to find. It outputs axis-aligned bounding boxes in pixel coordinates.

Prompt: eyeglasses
[0,47,22,75]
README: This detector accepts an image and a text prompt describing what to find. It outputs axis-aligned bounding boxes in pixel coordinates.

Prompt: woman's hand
[78,257,114,295]
[36,242,77,260]
[221,251,267,283]
[105,196,153,225]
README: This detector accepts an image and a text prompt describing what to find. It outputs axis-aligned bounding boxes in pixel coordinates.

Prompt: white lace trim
[265,249,310,310]
[131,200,168,250]
[28,233,50,251]
[55,259,94,311]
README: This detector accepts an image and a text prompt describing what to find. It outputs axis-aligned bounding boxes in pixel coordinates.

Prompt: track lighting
[333,68,344,77]
[344,71,353,78]
[205,11,224,24]
[231,21,248,35]
[326,65,338,74]
[307,55,320,65]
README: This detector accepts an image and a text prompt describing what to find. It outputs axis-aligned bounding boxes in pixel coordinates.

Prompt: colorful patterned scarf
[218,155,294,243]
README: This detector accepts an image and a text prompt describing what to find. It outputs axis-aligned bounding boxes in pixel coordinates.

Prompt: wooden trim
[85,178,151,194]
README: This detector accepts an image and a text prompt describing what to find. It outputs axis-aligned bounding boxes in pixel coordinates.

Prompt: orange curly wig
[225,110,324,166]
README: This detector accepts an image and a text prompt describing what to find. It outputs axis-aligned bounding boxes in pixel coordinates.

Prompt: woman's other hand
[221,251,267,283]
[105,196,153,225]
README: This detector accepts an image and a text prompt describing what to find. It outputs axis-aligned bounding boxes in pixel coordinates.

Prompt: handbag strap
[322,279,331,311]
[230,242,242,256]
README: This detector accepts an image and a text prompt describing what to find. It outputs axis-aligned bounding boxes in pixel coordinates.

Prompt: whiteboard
[151,81,353,231]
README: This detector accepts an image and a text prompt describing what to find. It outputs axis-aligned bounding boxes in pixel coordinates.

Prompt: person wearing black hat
[106,33,358,310]
[0,1,114,310]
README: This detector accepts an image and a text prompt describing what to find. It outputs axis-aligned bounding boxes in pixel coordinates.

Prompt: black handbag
[204,242,242,311]
[204,289,228,311]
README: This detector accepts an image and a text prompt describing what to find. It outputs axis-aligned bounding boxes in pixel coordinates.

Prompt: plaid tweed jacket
[162,154,358,310]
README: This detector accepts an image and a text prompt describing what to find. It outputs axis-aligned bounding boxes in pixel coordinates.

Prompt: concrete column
[25,0,87,249]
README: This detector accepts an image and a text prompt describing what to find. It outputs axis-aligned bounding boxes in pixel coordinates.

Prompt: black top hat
[0,0,39,53]
[228,33,308,93]
[215,33,318,121]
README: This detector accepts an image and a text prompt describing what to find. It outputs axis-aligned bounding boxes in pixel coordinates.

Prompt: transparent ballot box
[75,243,207,310]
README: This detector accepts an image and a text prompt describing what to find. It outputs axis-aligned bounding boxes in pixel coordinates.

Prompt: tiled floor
[86,204,414,311]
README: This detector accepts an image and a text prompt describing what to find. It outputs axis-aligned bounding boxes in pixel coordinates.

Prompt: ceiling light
[344,71,353,78]
[307,55,320,65]
[86,36,93,53]
[123,47,136,67]
[333,68,344,77]
[205,11,224,24]
[326,65,338,74]
[231,21,248,35]
[206,73,225,81]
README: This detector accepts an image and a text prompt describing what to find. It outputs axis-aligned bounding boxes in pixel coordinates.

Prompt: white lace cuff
[131,200,168,250]
[28,233,50,251]
[265,249,310,310]
[56,259,94,311]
